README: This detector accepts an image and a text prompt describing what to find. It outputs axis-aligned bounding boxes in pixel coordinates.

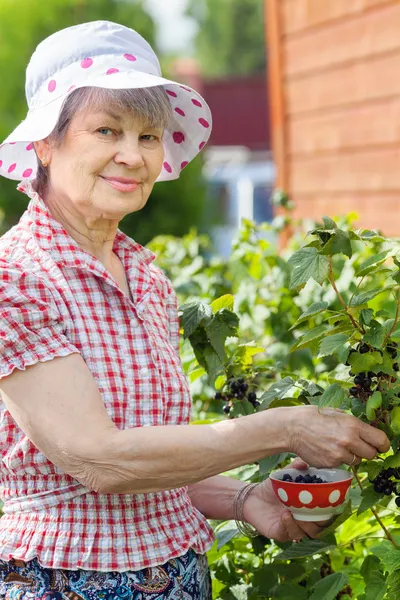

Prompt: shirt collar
[17,179,156,272]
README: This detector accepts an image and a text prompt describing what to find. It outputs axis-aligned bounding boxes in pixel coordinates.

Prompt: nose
[114,136,145,169]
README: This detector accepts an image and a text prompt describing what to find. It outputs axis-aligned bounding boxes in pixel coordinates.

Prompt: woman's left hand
[243,458,329,542]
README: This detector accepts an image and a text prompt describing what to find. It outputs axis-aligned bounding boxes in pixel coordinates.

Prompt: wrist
[233,482,259,537]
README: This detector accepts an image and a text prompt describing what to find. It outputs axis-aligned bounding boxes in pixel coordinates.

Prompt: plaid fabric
[0,180,215,572]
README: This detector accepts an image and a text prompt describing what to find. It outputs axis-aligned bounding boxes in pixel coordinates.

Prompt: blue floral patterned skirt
[0,550,212,600]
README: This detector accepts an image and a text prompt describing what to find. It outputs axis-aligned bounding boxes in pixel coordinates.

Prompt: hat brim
[0,70,212,183]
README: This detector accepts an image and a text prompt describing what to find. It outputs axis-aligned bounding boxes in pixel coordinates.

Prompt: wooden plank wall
[266,0,400,235]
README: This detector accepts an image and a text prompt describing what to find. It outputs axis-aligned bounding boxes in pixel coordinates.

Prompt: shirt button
[140,367,149,376]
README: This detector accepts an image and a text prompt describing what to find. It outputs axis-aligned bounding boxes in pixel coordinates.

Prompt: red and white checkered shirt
[0,180,215,572]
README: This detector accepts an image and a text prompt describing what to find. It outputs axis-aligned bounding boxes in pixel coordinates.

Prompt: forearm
[188,474,246,520]
[80,407,292,495]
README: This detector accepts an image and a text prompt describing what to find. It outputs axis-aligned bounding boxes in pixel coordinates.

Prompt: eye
[140,135,158,141]
[97,127,114,136]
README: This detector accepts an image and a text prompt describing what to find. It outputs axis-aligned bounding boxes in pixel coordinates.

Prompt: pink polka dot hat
[0,20,212,183]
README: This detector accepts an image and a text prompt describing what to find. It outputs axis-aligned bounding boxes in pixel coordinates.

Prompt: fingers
[359,422,391,453]
[290,457,308,470]
[281,511,327,542]
[281,511,314,541]
[349,439,378,461]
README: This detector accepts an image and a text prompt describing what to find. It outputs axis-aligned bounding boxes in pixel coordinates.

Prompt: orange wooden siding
[266,0,400,235]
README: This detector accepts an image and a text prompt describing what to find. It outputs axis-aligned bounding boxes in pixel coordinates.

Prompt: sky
[144,0,197,54]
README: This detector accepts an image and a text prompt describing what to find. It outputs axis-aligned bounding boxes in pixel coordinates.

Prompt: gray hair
[34,86,173,195]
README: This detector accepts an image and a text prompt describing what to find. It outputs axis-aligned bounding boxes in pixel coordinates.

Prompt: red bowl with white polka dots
[270,467,353,522]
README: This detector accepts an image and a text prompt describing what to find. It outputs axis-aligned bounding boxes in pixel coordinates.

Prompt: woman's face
[35,104,165,220]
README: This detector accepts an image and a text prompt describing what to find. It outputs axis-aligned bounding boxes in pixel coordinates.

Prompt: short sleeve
[0,266,80,379]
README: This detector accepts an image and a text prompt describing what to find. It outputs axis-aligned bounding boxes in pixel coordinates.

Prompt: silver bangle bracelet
[233,482,259,538]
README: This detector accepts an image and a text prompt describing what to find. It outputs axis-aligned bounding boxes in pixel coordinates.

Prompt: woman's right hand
[286,405,391,467]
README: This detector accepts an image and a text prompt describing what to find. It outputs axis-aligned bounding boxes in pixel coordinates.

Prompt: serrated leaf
[318,333,349,358]
[350,287,396,307]
[348,351,382,373]
[290,324,327,352]
[291,301,329,329]
[365,461,384,480]
[358,229,386,242]
[384,454,400,469]
[318,383,345,409]
[387,570,400,599]
[355,250,392,277]
[365,570,387,600]
[229,584,251,600]
[288,247,330,289]
[360,309,374,326]
[233,343,265,366]
[371,541,400,576]
[205,310,239,361]
[357,486,381,515]
[210,294,234,313]
[360,555,381,581]
[180,301,213,338]
[259,377,295,408]
[320,230,352,258]
[322,216,338,229]
[309,572,349,600]
[276,535,336,560]
[363,324,387,349]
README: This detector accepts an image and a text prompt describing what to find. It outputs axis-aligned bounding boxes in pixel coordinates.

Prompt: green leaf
[233,343,265,366]
[258,453,288,476]
[371,541,400,576]
[358,229,386,242]
[180,301,213,338]
[290,324,327,352]
[363,324,388,349]
[350,287,396,307]
[356,250,393,277]
[348,350,383,374]
[383,453,400,469]
[205,309,239,361]
[365,461,384,481]
[259,377,295,408]
[357,486,381,515]
[387,570,400,599]
[210,294,234,313]
[318,383,345,409]
[318,333,349,358]
[276,535,336,560]
[360,309,374,326]
[309,572,349,600]
[274,584,308,599]
[365,570,387,600]
[291,301,329,329]
[318,501,352,537]
[360,555,381,581]
[228,584,251,600]
[288,247,330,289]
[322,216,338,229]
[216,527,238,549]
[320,230,352,258]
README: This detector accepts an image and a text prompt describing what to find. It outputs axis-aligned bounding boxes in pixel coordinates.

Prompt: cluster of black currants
[281,473,327,484]
[372,467,400,506]
[214,377,260,415]
[349,370,375,399]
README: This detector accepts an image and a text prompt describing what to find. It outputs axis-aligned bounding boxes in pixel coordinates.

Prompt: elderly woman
[0,20,389,600]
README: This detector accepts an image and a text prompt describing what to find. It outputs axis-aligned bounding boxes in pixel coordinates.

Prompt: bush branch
[383,287,400,346]
[352,466,398,548]
[328,257,364,334]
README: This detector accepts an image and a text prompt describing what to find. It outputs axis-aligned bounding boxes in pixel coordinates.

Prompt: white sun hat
[0,20,212,183]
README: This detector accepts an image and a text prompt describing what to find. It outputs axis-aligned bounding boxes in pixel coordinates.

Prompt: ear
[33,139,52,163]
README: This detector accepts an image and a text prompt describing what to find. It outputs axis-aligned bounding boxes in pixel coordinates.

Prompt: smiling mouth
[101,177,141,193]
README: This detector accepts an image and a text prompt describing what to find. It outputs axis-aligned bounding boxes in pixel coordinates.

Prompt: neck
[42,190,119,267]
